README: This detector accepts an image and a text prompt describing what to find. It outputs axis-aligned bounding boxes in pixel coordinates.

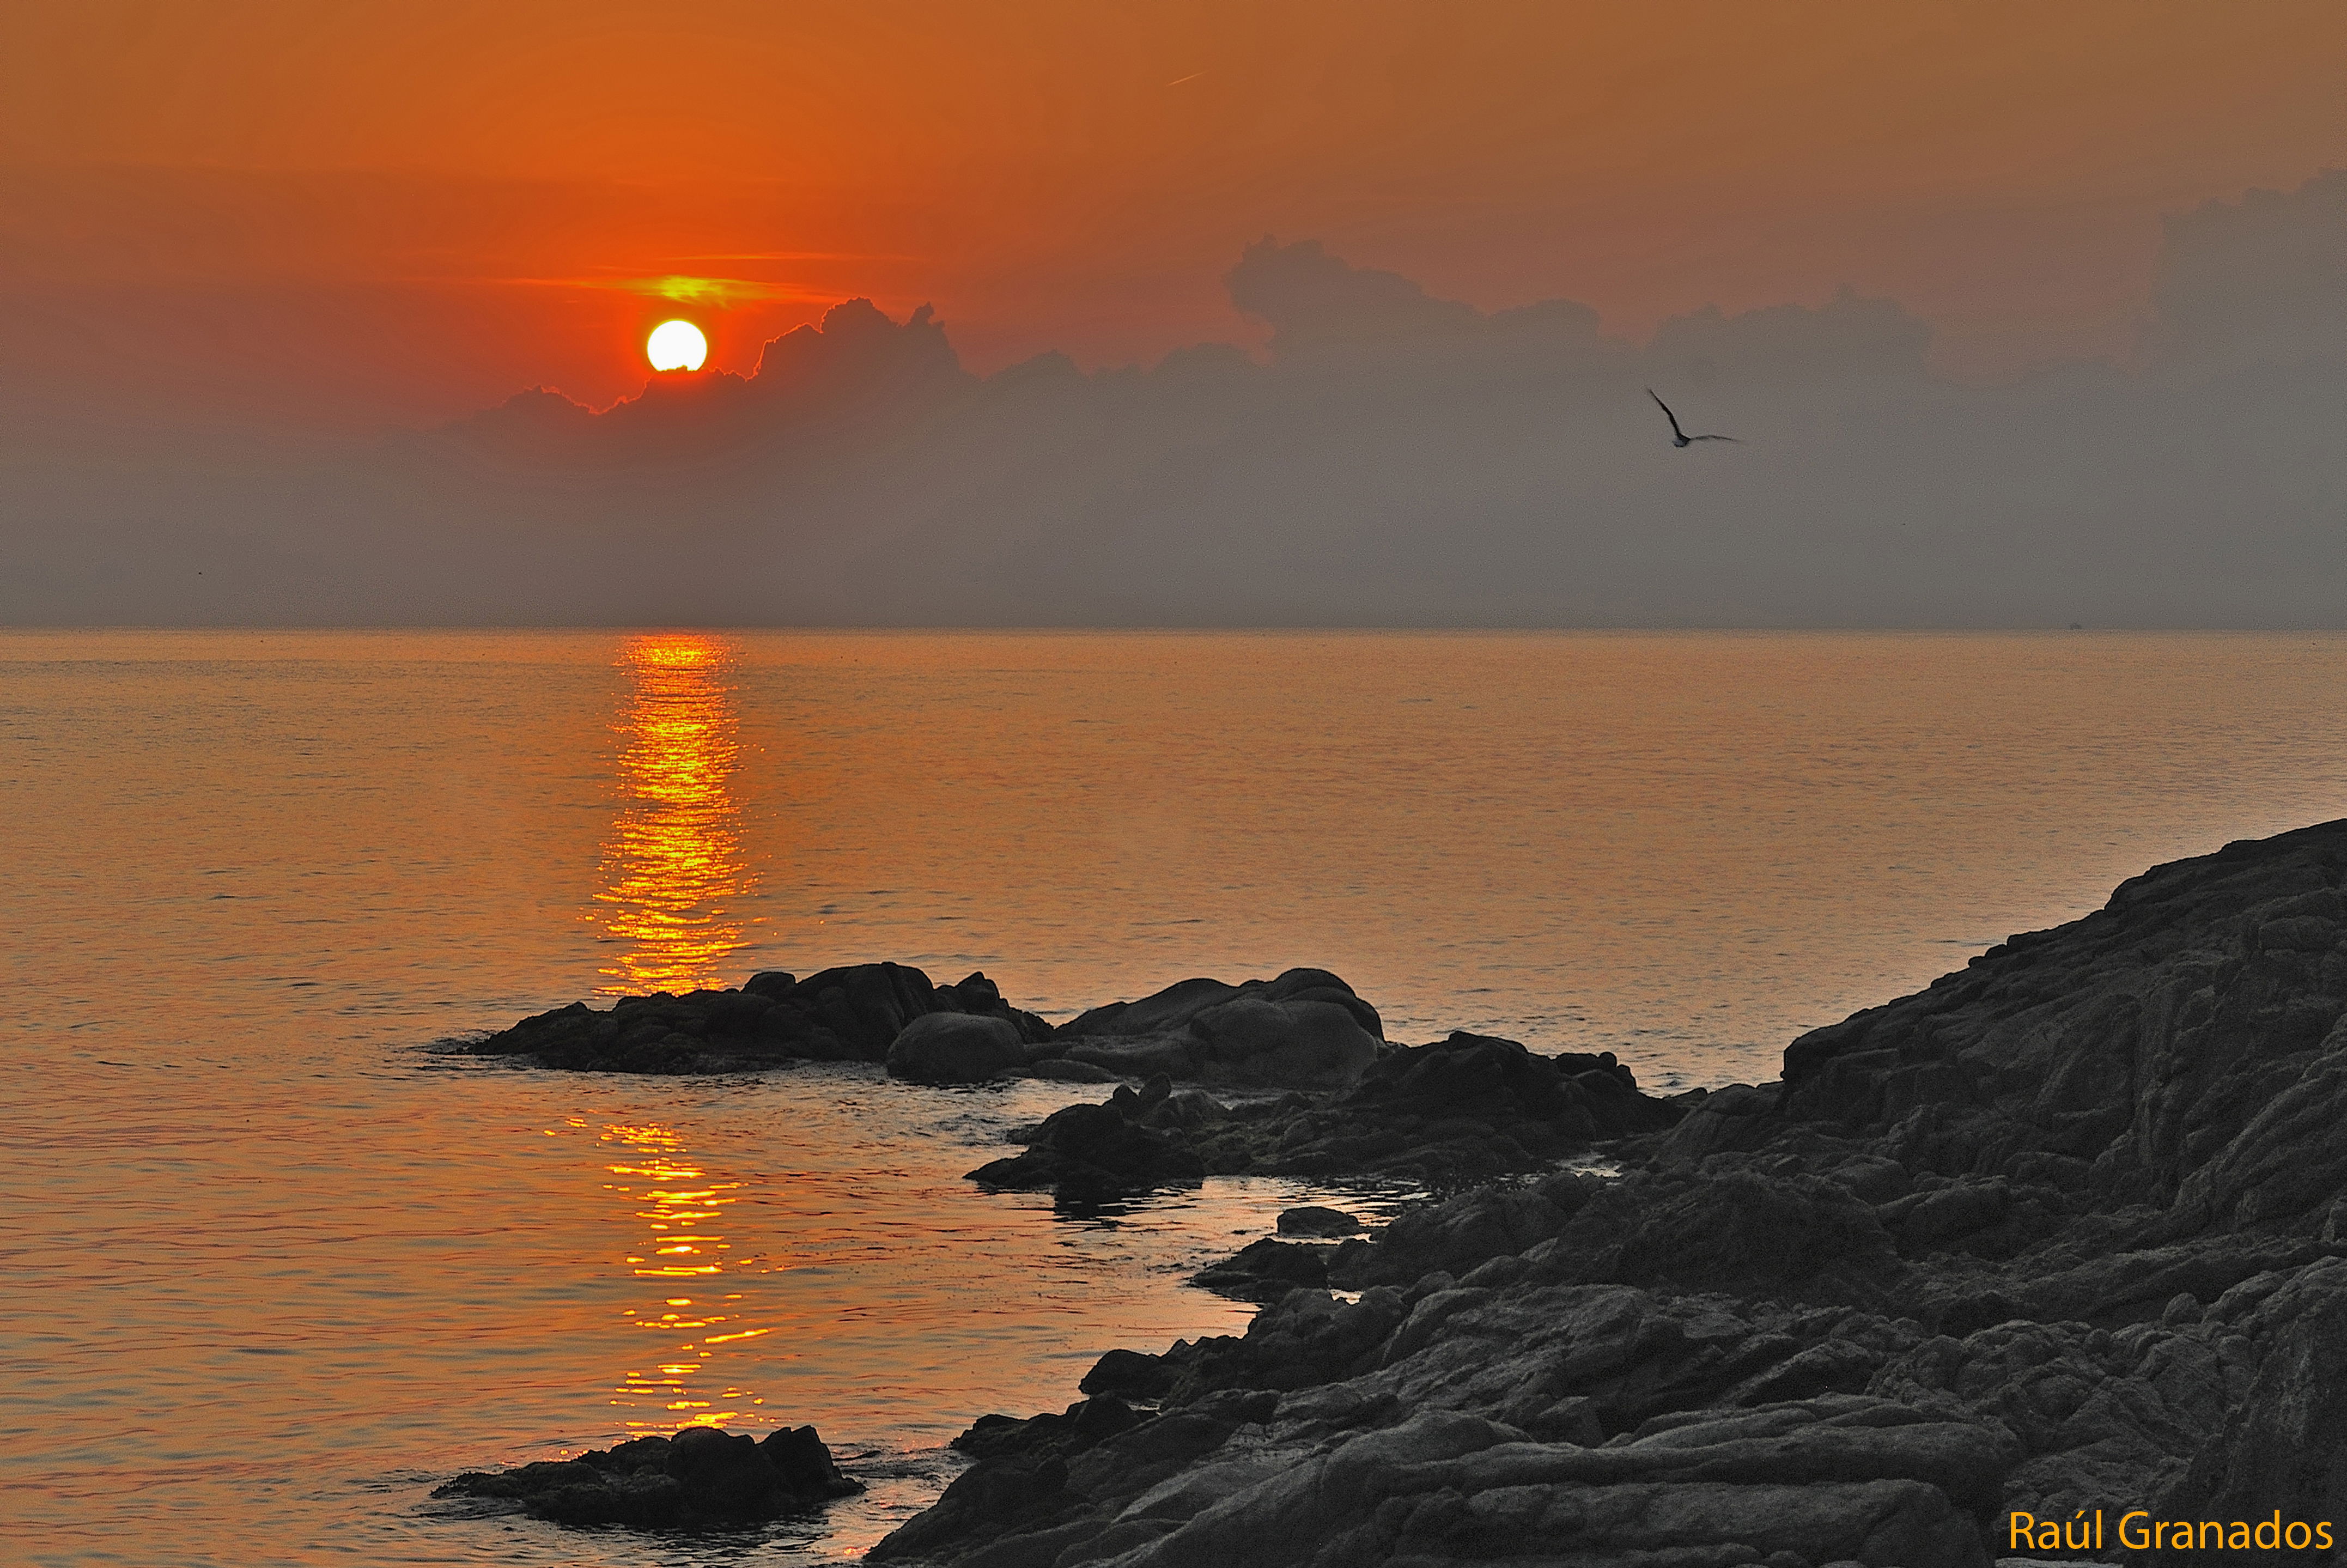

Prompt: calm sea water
[5,629,2344,1566]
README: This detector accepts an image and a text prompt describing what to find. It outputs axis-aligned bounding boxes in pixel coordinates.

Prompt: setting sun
[646,320,707,373]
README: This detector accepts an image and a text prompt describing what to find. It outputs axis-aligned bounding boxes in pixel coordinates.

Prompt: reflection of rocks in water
[594,633,753,995]
[435,1424,862,1529]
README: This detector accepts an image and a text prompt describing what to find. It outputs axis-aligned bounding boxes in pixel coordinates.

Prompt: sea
[5,629,2344,1566]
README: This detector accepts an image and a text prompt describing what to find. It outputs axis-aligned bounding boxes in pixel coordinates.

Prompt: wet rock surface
[870,820,2347,1566]
[433,1424,862,1529]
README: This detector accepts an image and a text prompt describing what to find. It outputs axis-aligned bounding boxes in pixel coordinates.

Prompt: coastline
[451,817,2347,1565]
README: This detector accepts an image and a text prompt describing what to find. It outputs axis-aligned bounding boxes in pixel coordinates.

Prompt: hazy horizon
[5,4,2343,628]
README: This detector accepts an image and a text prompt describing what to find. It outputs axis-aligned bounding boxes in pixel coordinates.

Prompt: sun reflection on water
[594,633,753,994]
[594,1119,772,1431]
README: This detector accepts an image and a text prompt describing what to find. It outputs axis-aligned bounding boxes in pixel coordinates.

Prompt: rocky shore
[864,820,2347,1567]
[466,961,1682,1188]
[458,819,2347,1565]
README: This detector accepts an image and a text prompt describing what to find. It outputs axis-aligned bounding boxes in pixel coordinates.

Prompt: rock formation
[869,819,2347,1566]
[967,1078,1212,1201]
[469,962,1050,1074]
[888,1011,1032,1084]
[1050,969,1386,1089]
[462,963,1384,1089]
[967,1033,1683,1198]
[434,1424,861,1529]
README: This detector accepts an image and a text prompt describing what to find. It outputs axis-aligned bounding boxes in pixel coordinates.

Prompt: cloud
[2148,168,2347,371]
[1225,237,1483,357]
[7,178,2346,629]
[1646,287,1932,386]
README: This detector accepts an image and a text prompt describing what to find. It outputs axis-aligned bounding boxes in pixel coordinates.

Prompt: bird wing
[1646,388,1687,440]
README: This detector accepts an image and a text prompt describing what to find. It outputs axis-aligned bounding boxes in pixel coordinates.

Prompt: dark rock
[884,823,2347,1565]
[1601,1171,1906,1307]
[761,1424,860,1496]
[1980,1232,2338,1330]
[1774,822,2347,1218]
[865,1444,1078,1564]
[1057,968,1385,1088]
[1276,1204,1366,1237]
[466,961,1050,1073]
[1656,1080,1784,1164]
[965,1023,1686,1201]
[1070,1393,1141,1442]
[868,1390,1203,1564]
[2141,1256,2347,1564]
[433,1424,862,1529]
[1010,1058,1123,1083]
[873,1270,2014,1564]
[1079,1347,1175,1401]
[1172,1032,1684,1188]
[1063,967,1383,1042]
[1196,995,1382,1087]
[886,1012,1027,1083]
[1192,1237,1330,1302]
[662,1426,783,1517]
[1329,1172,1597,1289]
[966,1080,1207,1199]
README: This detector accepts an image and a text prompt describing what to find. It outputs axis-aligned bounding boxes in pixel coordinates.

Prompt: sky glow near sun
[4,3,2343,428]
[646,320,708,372]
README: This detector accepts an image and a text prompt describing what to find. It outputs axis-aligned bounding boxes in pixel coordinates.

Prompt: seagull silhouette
[1647,389,1740,447]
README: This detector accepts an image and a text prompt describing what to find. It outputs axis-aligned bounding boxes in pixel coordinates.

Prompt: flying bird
[1647,389,1740,447]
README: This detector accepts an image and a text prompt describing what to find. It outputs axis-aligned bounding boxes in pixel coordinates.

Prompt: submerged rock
[434,1424,862,1529]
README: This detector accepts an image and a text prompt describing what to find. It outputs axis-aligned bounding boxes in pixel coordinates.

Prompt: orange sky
[3,1,2341,434]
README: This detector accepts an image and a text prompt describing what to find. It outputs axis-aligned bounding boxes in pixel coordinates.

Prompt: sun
[647,320,708,373]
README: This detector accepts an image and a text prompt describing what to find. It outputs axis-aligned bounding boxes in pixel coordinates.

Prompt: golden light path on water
[595,633,753,994]
[597,1118,771,1430]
